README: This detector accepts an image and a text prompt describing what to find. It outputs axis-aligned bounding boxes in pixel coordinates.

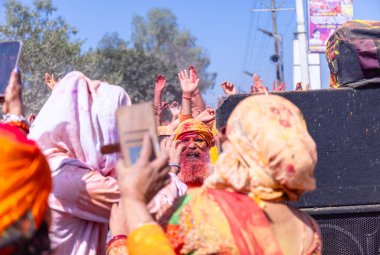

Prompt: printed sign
[308,0,353,53]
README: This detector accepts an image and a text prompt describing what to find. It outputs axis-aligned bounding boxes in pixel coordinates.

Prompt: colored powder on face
[179,149,211,187]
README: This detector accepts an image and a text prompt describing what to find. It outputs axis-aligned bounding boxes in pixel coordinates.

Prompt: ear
[218,126,227,142]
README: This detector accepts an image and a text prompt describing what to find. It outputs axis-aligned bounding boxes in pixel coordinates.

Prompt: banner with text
[308,0,353,53]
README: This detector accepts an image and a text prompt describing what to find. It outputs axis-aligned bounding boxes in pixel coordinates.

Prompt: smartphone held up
[116,102,159,166]
[0,41,22,99]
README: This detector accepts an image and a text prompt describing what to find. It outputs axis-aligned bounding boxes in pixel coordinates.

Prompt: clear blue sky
[1,0,379,107]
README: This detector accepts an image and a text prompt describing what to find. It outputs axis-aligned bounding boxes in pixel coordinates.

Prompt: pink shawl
[29,71,131,254]
[29,71,131,176]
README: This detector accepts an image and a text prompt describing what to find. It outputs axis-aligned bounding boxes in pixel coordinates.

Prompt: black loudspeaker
[216,88,380,254]
[311,210,380,254]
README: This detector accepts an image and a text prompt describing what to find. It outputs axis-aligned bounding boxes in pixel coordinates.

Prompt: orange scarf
[0,123,51,232]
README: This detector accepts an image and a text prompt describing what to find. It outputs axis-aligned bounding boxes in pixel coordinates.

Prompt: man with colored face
[174,119,213,187]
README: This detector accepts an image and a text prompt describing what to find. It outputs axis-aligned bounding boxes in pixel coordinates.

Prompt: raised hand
[178,69,199,95]
[221,81,237,96]
[295,82,310,91]
[45,73,57,90]
[155,74,166,93]
[196,107,215,124]
[188,65,198,83]
[191,106,201,117]
[161,101,169,110]
[272,81,286,92]
[251,74,268,94]
[27,113,36,124]
[169,101,180,119]
[160,135,183,173]
[2,69,23,116]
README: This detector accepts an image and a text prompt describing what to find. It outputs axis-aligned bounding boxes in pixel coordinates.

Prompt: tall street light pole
[251,1,294,85]
[271,0,281,85]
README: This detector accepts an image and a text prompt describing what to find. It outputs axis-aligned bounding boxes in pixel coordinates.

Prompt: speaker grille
[313,212,380,255]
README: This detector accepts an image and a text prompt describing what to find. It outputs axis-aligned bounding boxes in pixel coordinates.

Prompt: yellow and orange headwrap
[174,119,214,147]
[157,125,174,136]
[0,123,52,233]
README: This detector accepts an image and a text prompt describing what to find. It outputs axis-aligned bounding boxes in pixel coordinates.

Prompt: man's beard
[178,149,211,187]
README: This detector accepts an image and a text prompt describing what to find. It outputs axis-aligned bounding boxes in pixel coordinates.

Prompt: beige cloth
[206,95,317,201]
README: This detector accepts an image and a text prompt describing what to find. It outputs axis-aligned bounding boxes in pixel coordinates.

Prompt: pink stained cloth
[29,71,131,255]
[148,173,188,218]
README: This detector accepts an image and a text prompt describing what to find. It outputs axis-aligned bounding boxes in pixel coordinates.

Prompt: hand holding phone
[0,41,22,99]
[116,102,159,167]
[1,69,23,116]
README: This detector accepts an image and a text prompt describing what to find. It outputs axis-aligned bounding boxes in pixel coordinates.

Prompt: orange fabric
[208,189,283,255]
[157,125,174,136]
[0,123,51,232]
[178,113,192,123]
[128,223,175,255]
[174,119,214,147]
[165,188,283,254]
[106,236,128,255]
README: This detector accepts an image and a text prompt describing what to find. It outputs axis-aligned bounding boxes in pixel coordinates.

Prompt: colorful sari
[165,188,283,254]
[163,95,321,254]
[110,95,322,255]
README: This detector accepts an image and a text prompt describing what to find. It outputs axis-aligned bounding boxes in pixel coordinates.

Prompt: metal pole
[271,0,281,85]
[295,0,310,85]
[279,35,285,83]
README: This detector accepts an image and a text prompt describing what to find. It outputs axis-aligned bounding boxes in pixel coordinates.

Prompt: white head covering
[29,71,131,176]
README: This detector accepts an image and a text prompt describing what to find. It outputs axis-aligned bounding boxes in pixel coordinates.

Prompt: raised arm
[1,69,30,134]
[2,69,23,116]
[169,101,180,122]
[113,134,175,255]
[154,74,167,125]
[178,69,199,122]
[251,74,268,94]
[272,81,286,92]
[221,81,238,96]
[295,82,310,91]
[189,65,206,111]
[45,73,58,90]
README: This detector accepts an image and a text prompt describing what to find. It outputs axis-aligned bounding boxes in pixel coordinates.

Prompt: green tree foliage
[78,32,180,103]
[0,2,216,112]
[0,0,82,113]
[132,8,216,92]
[77,33,180,102]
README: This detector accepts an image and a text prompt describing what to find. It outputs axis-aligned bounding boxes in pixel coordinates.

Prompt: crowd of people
[16,17,380,255]
[0,60,321,255]
[5,17,380,255]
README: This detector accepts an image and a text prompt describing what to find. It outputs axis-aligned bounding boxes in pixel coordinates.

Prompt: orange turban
[174,119,214,147]
[0,123,51,233]
[157,125,174,136]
